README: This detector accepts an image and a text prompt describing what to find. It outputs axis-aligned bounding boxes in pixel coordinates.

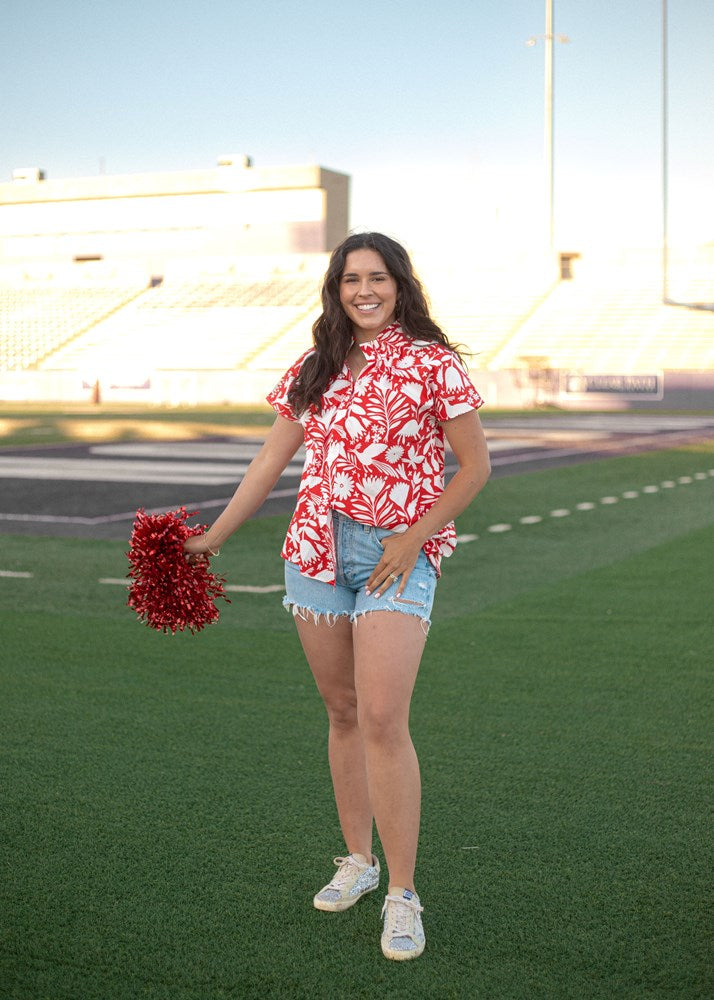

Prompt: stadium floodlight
[527,0,570,255]
[662,0,670,304]
[661,0,713,311]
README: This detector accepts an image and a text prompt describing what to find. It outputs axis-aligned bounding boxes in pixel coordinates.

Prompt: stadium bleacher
[427,259,559,367]
[0,283,146,371]
[1,253,712,406]
[38,276,321,375]
[139,276,317,310]
[490,257,714,372]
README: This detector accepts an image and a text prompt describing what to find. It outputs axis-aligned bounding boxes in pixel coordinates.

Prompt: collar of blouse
[351,322,404,356]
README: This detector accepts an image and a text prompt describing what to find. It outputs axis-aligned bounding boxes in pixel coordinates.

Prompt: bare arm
[366,409,491,596]
[184,415,304,556]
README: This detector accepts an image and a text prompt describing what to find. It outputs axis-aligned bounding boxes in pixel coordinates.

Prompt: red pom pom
[126,507,230,634]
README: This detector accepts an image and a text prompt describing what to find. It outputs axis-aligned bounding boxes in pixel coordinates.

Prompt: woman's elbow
[475,449,492,486]
[482,452,492,482]
[475,466,490,496]
[463,457,490,497]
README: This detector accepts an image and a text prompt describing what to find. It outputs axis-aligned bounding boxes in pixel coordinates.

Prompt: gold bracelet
[206,543,221,556]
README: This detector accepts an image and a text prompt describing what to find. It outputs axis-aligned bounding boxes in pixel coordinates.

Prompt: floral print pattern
[267,323,483,584]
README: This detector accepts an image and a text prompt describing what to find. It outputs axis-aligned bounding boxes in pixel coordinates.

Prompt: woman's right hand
[183,533,217,564]
[178,414,303,566]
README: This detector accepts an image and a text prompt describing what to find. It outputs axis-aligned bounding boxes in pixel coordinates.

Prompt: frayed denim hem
[283,596,430,637]
[282,596,350,628]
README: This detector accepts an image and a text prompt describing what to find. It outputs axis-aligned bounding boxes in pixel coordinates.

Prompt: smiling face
[339,248,398,341]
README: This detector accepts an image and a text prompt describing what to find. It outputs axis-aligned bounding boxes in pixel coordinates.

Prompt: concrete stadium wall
[0,161,349,275]
[4,368,712,410]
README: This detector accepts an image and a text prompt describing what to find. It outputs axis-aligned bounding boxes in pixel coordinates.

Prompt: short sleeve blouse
[266,323,483,584]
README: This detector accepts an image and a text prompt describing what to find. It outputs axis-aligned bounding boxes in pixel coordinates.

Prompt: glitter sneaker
[380,888,425,960]
[313,853,380,912]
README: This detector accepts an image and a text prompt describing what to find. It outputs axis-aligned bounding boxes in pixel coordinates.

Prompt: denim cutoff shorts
[283,509,437,630]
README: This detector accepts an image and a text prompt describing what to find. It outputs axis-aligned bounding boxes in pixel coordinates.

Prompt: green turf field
[1,444,712,999]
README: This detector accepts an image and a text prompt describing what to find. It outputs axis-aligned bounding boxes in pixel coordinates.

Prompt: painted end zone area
[1,413,713,541]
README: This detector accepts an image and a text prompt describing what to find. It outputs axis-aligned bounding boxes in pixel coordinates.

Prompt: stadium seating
[38,277,321,375]
[246,305,321,371]
[2,256,712,396]
[490,257,714,372]
[0,284,145,371]
[139,276,317,310]
[427,260,559,366]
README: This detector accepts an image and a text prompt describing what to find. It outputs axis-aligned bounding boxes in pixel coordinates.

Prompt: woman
[183,232,490,960]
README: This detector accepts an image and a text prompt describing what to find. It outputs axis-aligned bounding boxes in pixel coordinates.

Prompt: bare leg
[293,613,373,859]
[353,611,427,892]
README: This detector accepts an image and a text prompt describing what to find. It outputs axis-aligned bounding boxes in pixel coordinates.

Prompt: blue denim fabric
[283,510,436,627]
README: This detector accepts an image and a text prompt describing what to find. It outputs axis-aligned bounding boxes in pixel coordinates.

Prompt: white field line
[0,449,574,526]
[0,468,714,542]
[4,427,708,526]
[0,448,600,526]
[456,468,713,544]
[0,487,300,526]
[447,434,701,475]
[99,577,283,594]
[487,428,714,467]
[0,437,573,490]
[90,439,540,459]
[4,468,711,596]
[90,443,307,461]
[0,455,305,485]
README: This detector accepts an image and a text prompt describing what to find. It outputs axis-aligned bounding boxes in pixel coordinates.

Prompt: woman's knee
[323,689,359,731]
[357,703,409,747]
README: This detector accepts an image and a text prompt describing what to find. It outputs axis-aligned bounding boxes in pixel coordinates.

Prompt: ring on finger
[389,572,398,581]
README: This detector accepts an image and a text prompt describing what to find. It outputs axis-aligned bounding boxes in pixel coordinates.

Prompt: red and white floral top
[267,323,483,584]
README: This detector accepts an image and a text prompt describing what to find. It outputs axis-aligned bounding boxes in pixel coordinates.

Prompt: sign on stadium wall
[564,373,664,400]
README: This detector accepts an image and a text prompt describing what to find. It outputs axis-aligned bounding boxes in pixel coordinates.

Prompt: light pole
[661,0,670,303]
[527,0,569,255]
[661,1,713,312]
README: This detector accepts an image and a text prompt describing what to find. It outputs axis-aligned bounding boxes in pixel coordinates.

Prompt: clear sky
[3,0,712,254]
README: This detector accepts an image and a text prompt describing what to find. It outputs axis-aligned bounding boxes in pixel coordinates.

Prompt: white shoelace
[325,855,366,890]
[381,893,424,939]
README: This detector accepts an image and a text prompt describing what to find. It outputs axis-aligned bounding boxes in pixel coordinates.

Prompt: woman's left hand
[365,530,425,598]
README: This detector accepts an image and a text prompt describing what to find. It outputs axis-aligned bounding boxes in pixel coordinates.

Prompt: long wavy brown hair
[287,232,463,415]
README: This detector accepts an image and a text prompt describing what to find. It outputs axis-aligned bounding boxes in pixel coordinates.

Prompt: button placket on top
[266,323,484,585]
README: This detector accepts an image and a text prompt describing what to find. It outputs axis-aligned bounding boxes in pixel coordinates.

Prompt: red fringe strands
[127,507,229,634]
